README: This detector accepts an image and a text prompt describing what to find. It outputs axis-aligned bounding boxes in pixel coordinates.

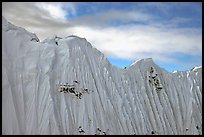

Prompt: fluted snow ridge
[2,17,202,135]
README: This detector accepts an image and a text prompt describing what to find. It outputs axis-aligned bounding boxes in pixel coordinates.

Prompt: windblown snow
[2,16,202,135]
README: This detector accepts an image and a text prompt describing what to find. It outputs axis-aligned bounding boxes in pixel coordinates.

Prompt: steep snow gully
[2,16,202,135]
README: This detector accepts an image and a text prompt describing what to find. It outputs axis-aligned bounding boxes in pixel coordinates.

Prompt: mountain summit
[2,17,202,135]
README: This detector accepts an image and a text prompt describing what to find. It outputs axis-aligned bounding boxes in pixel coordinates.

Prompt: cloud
[2,2,202,70]
[71,25,201,64]
[2,2,154,40]
[133,2,202,13]
[71,10,153,28]
[36,2,67,20]
[2,2,75,40]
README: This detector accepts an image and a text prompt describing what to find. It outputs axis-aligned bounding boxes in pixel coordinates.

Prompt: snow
[191,66,202,72]
[129,58,153,67]
[2,16,202,135]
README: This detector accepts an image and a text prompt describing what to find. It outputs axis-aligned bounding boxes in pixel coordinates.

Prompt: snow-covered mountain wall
[2,16,202,135]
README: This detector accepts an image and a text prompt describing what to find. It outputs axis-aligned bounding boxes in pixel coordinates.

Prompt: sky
[2,2,202,72]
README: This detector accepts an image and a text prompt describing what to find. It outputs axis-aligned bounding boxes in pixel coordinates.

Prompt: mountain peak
[129,58,154,67]
[191,66,202,72]
[2,16,39,42]
[2,16,202,135]
[127,58,157,71]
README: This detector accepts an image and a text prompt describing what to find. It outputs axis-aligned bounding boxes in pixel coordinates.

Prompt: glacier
[2,16,202,135]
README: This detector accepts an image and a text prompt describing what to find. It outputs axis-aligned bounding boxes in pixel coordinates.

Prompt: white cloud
[71,10,153,28]
[35,2,76,20]
[2,2,202,69]
[36,3,67,20]
[71,25,201,65]
[2,2,75,40]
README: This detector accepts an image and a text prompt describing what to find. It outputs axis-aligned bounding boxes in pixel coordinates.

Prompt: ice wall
[2,17,202,135]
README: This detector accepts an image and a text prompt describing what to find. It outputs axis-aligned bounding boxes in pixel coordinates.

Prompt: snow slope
[2,16,202,135]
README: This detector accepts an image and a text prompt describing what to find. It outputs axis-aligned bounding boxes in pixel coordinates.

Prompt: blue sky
[69,2,202,72]
[3,2,202,72]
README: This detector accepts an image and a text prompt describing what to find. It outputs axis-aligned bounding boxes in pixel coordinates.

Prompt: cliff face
[2,16,202,135]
